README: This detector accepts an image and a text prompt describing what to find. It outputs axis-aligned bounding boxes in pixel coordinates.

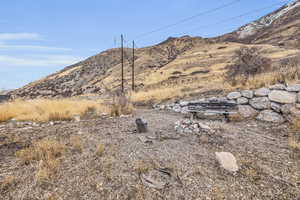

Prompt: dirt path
[0,109,299,199]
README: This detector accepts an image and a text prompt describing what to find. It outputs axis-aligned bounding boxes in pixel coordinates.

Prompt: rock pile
[174,119,212,134]
[155,84,300,123]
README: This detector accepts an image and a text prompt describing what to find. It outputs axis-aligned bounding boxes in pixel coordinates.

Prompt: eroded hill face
[9,1,300,101]
[218,0,300,48]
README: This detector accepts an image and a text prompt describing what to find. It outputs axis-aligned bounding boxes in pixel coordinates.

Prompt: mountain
[9,1,300,101]
[217,0,300,48]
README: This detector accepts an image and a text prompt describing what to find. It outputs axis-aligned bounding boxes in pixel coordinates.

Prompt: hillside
[217,0,300,48]
[9,0,300,102]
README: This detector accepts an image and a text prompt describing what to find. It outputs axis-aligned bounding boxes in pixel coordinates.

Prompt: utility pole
[121,34,124,93]
[132,40,135,91]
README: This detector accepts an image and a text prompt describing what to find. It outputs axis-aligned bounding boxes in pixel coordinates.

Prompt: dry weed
[70,135,83,152]
[96,144,105,157]
[133,160,151,175]
[0,175,18,192]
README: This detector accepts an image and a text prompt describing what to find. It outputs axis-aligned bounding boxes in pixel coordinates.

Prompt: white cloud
[0,55,82,67]
[0,44,71,51]
[0,33,41,41]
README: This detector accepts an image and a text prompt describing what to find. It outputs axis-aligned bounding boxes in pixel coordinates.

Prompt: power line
[133,0,242,40]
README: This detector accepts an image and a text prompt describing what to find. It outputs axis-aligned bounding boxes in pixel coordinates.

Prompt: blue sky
[0,0,291,89]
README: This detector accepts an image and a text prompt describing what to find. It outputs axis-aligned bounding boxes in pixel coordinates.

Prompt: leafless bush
[225,47,272,85]
[110,89,134,116]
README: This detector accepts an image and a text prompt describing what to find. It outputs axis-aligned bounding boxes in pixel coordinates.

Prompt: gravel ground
[0,109,299,200]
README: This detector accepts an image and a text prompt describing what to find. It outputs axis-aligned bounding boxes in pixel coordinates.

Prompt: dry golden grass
[288,136,300,151]
[133,160,151,175]
[96,144,105,157]
[0,98,110,122]
[16,139,66,164]
[70,135,83,152]
[0,175,18,192]
[16,139,65,182]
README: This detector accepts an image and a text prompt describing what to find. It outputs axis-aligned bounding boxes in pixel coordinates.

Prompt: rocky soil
[0,109,299,199]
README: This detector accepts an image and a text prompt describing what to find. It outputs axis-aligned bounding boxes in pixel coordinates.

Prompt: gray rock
[238,105,258,119]
[268,90,297,104]
[249,97,271,110]
[269,84,286,90]
[227,92,242,100]
[281,104,294,114]
[256,110,285,123]
[271,102,282,113]
[172,105,182,113]
[215,152,239,173]
[286,84,300,92]
[179,101,189,107]
[237,97,248,105]
[254,88,270,97]
[297,92,300,103]
[136,118,148,133]
[241,90,253,99]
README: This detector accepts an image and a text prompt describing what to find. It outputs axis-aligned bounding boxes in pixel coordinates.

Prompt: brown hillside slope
[217,0,300,48]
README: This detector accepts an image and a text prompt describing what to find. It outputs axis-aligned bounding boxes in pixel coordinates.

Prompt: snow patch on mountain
[237,0,300,39]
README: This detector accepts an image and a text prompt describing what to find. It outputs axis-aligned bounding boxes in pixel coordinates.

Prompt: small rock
[215,152,239,173]
[281,104,293,115]
[269,84,286,90]
[227,92,242,100]
[172,105,182,113]
[254,88,270,97]
[241,90,253,99]
[136,118,148,133]
[256,110,285,123]
[249,97,271,110]
[286,84,300,92]
[238,105,258,119]
[73,115,81,122]
[271,102,282,113]
[179,101,189,107]
[268,90,297,104]
[237,97,248,105]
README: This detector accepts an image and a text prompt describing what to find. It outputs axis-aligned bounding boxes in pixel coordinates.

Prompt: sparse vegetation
[0,176,18,192]
[70,135,83,152]
[96,144,105,157]
[109,90,134,116]
[225,47,272,86]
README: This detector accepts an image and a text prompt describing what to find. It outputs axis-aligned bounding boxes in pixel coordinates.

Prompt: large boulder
[286,84,300,92]
[215,152,239,173]
[238,105,258,119]
[254,88,270,97]
[268,90,297,104]
[227,92,242,100]
[256,110,285,123]
[241,90,253,99]
[249,97,271,110]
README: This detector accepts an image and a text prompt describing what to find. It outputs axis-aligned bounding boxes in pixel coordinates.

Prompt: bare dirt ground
[0,109,299,200]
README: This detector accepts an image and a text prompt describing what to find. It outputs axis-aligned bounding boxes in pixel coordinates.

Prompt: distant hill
[9,0,300,101]
[216,0,300,48]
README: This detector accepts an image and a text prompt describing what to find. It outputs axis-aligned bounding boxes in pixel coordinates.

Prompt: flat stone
[215,152,239,173]
[238,105,258,119]
[179,101,189,107]
[241,90,253,99]
[271,102,282,113]
[256,110,285,123]
[268,90,297,104]
[269,84,286,90]
[286,84,300,92]
[254,88,271,97]
[249,97,271,110]
[227,92,242,100]
[237,97,248,105]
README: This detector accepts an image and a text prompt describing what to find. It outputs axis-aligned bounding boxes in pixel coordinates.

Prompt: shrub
[225,47,272,86]
[109,90,134,116]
